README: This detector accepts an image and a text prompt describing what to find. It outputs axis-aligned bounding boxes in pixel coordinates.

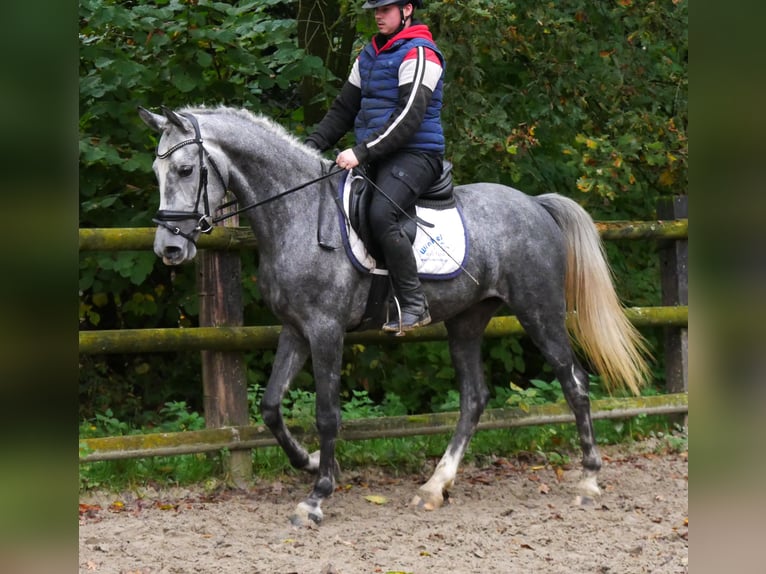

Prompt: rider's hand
[335,149,359,171]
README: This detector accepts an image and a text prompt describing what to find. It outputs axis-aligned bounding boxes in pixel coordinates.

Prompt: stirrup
[382,297,431,336]
[383,296,405,337]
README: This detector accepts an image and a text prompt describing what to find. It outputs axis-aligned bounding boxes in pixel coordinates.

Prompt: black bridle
[152,111,344,239]
[152,112,226,243]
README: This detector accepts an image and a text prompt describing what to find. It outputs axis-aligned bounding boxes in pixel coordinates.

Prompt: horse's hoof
[289,501,323,527]
[573,470,601,506]
[577,471,602,498]
[410,494,433,510]
[289,512,321,528]
[410,488,448,511]
[573,494,596,507]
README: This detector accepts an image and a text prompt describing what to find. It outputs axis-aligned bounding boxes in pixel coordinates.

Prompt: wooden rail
[80,393,688,462]
[78,219,688,252]
[79,306,687,354]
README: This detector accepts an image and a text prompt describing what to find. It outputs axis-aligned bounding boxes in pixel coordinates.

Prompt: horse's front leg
[412,326,490,510]
[289,325,344,527]
[260,326,317,471]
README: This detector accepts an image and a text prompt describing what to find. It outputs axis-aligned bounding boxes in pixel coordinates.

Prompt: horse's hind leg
[515,310,603,499]
[412,304,495,510]
[557,359,603,499]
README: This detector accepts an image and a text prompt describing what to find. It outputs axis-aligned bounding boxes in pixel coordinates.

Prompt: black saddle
[348,161,455,260]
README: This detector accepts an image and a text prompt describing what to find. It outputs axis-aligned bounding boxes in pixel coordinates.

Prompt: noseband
[152,112,225,244]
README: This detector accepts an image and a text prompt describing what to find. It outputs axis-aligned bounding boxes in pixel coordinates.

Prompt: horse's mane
[179,104,321,157]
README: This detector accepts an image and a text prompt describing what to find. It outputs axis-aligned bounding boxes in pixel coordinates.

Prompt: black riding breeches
[367,151,442,239]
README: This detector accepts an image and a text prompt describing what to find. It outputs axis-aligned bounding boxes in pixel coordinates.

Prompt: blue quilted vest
[355,36,445,154]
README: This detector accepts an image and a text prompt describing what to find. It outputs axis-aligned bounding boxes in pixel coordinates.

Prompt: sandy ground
[79,441,688,574]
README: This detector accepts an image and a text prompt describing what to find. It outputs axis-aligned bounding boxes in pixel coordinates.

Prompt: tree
[296,0,358,125]
[426,0,687,218]
[79,0,328,418]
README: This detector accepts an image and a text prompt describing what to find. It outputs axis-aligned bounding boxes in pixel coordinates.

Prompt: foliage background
[79,0,687,423]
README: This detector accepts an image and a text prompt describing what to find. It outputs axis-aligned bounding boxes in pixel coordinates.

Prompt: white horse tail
[535,193,652,396]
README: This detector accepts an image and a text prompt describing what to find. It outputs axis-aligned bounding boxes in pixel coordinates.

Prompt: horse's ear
[137,106,167,133]
[160,106,191,131]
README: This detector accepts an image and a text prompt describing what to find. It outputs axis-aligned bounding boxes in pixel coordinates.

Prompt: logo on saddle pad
[337,171,468,280]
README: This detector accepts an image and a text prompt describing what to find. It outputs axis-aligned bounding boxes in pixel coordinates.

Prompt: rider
[305,0,445,332]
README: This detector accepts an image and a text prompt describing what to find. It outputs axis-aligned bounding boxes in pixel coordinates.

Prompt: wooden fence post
[197,205,251,487]
[658,195,688,427]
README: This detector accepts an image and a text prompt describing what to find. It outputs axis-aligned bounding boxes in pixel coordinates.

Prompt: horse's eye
[178,165,194,177]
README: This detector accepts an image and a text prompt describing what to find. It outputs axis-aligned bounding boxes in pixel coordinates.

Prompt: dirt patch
[79,441,687,574]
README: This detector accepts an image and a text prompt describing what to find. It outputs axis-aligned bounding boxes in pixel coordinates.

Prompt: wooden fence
[79,201,688,484]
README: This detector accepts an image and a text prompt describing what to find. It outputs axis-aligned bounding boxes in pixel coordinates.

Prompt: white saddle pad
[338,171,468,280]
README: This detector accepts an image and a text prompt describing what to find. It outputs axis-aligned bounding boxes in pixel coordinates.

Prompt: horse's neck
[219,125,324,250]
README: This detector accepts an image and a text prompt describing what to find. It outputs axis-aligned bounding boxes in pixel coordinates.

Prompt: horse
[138,105,650,527]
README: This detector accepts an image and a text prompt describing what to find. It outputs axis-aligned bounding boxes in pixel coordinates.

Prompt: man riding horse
[305,0,444,333]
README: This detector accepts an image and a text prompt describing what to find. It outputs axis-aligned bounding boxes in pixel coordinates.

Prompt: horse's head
[138,107,227,265]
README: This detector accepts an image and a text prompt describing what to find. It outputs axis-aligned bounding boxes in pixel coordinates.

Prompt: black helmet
[362,0,424,9]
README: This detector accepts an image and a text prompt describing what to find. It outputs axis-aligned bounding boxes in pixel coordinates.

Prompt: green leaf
[197,51,213,68]
[129,253,157,285]
[171,71,198,93]
[529,379,552,391]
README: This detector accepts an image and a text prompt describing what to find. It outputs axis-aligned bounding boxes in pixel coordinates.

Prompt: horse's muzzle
[154,229,198,265]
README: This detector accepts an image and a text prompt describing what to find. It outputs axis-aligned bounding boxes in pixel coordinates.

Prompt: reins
[213,164,344,224]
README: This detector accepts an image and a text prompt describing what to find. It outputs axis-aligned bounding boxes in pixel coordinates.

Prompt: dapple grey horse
[138,105,650,526]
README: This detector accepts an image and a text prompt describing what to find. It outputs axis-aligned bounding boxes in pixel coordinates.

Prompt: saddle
[348,161,455,261]
[320,161,467,331]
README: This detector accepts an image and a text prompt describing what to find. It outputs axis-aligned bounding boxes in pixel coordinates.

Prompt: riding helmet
[362,0,424,9]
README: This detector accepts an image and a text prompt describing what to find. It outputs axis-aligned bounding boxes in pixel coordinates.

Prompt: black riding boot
[380,228,431,332]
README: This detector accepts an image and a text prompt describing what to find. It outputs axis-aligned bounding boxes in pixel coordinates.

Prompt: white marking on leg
[302,450,320,472]
[572,365,586,394]
[416,445,464,509]
[428,454,459,490]
[577,468,601,497]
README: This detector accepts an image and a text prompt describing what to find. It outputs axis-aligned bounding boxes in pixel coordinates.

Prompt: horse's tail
[535,193,652,396]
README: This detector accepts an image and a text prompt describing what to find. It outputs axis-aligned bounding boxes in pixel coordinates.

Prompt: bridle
[151,111,344,241]
[152,112,226,243]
